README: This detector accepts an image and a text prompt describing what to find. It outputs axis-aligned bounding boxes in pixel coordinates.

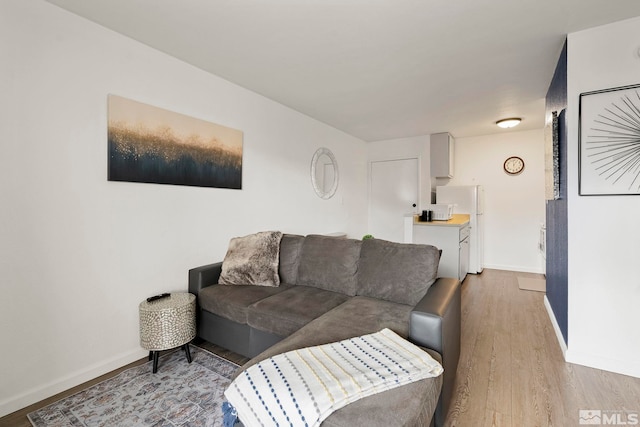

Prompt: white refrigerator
[436,185,484,274]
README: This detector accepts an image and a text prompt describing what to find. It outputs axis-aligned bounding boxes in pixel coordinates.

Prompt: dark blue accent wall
[545,40,568,344]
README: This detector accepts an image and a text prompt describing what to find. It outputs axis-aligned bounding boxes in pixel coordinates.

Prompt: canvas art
[579,84,640,196]
[544,110,560,200]
[108,95,243,189]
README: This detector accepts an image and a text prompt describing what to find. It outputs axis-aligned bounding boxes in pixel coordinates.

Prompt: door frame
[367,156,424,241]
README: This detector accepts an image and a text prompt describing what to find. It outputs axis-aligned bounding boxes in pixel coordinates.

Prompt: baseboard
[543,295,567,358]
[482,263,545,274]
[542,297,639,378]
[566,350,640,379]
[0,347,147,418]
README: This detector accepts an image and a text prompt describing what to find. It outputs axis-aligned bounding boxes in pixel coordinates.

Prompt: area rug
[28,346,239,427]
[517,276,546,293]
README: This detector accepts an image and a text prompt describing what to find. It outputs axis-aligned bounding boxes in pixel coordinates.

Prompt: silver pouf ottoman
[139,292,196,373]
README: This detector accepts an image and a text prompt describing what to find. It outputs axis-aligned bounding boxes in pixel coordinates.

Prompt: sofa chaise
[188,233,461,426]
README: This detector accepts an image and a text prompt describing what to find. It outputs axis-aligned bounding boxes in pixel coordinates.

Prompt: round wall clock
[503,156,524,175]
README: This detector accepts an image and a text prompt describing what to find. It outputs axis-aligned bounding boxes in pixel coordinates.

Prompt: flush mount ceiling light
[496,118,522,128]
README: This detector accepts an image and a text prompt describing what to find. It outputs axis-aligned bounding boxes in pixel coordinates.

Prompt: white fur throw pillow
[219,231,283,286]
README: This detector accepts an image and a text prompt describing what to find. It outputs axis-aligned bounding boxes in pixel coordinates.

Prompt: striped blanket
[223,328,443,427]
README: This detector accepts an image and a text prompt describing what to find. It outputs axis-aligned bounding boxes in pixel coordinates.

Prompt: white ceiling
[46,0,640,142]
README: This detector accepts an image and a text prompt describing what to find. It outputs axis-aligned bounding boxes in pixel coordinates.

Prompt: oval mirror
[311,147,338,199]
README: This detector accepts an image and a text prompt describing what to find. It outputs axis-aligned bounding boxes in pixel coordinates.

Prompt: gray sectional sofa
[188,234,461,426]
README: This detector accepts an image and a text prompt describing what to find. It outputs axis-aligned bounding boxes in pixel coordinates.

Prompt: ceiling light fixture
[496,118,522,128]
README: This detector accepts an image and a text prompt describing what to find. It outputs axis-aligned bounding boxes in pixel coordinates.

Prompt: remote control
[147,293,170,302]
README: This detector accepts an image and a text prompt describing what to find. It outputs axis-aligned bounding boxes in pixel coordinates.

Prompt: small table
[139,292,196,373]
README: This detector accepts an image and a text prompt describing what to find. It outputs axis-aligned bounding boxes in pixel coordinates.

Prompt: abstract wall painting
[544,110,560,200]
[579,84,640,196]
[108,95,243,189]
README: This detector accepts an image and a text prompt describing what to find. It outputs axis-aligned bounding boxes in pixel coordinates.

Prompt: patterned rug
[28,346,239,427]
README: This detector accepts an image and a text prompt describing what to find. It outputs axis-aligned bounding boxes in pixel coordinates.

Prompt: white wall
[566,17,640,377]
[449,130,546,273]
[0,0,367,416]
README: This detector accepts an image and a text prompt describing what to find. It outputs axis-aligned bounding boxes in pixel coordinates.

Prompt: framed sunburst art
[579,84,640,195]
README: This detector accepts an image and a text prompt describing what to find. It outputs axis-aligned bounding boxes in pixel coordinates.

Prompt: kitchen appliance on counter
[436,185,484,274]
[422,204,454,221]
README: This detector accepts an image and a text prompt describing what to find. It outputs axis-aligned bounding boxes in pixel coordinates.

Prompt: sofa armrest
[410,276,461,427]
[188,262,223,295]
[410,277,460,355]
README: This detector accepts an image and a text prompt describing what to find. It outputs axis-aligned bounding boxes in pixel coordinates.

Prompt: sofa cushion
[238,296,441,427]
[243,296,414,367]
[278,234,305,285]
[198,284,291,324]
[294,296,414,342]
[219,231,283,287]
[357,238,441,306]
[320,374,441,427]
[297,235,361,296]
[247,285,350,337]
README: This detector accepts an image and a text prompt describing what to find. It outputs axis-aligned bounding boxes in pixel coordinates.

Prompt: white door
[369,158,419,242]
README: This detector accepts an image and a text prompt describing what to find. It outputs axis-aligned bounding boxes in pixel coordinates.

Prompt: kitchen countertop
[413,213,470,227]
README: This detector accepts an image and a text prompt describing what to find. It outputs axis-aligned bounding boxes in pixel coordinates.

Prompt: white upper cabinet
[430,133,455,178]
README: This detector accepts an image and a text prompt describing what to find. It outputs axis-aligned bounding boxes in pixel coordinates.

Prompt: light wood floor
[448,269,640,426]
[3,269,639,426]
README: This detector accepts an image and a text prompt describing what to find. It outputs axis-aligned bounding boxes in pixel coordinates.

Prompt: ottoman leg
[148,351,153,361]
[152,351,159,374]
[183,344,192,364]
